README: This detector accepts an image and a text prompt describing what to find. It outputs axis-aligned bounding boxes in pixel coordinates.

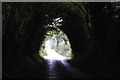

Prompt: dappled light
[38,17,72,60]
[38,17,73,79]
[38,30,72,60]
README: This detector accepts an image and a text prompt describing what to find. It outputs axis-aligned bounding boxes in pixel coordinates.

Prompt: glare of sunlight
[44,39,67,60]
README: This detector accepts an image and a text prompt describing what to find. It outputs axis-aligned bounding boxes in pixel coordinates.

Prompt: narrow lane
[46,59,92,79]
[44,39,91,79]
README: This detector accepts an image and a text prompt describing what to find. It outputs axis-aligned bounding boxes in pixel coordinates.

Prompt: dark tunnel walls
[2,3,49,78]
[2,2,120,78]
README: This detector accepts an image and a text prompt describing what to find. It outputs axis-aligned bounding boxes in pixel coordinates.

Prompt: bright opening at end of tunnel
[44,39,68,60]
[38,32,73,60]
[38,17,72,60]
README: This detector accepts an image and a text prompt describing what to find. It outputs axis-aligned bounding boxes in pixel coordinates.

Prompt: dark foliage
[2,2,120,79]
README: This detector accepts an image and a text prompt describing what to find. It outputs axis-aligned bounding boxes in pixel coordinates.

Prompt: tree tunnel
[2,2,119,79]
